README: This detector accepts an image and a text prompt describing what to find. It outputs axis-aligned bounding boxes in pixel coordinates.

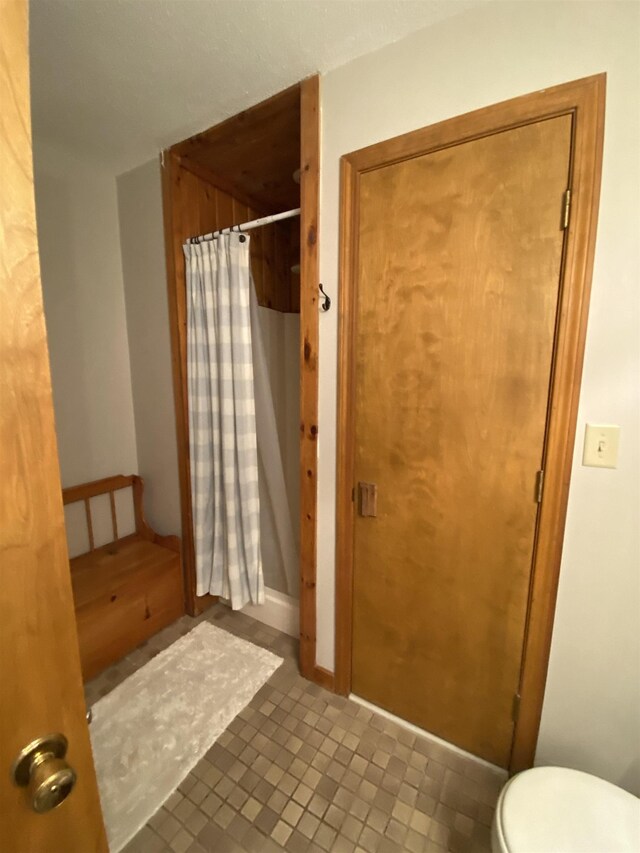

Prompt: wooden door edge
[299,73,322,681]
[333,75,607,768]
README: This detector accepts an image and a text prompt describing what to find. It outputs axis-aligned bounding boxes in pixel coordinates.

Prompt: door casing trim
[334,74,606,773]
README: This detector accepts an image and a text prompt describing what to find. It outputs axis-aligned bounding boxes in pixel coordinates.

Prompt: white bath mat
[89,621,282,852]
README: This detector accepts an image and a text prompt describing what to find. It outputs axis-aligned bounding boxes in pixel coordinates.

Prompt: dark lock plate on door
[358,482,378,517]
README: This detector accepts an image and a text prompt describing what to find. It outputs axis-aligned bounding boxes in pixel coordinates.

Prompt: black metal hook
[319,283,331,312]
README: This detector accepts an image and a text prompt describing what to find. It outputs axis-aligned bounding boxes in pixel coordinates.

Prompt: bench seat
[63,475,184,681]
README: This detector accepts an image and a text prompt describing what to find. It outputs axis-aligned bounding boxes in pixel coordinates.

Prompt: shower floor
[85,604,502,853]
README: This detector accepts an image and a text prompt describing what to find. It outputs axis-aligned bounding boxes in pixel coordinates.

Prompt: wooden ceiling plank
[170,85,301,213]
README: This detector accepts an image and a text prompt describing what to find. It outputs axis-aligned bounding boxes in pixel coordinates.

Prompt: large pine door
[0,3,106,848]
[351,116,572,767]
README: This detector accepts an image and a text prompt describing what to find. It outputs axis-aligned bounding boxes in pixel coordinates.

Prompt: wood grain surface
[298,75,321,679]
[0,3,107,847]
[350,116,572,766]
[173,84,301,213]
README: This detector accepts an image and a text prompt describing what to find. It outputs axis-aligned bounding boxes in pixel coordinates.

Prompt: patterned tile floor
[86,604,505,853]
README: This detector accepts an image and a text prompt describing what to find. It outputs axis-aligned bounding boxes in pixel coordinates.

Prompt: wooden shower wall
[166,161,299,313]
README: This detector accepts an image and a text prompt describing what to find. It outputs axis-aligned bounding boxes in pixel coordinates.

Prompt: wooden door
[0,4,107,849]
[351,116,573,767]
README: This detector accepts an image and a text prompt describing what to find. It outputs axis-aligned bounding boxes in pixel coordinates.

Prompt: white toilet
[492,766,640,853]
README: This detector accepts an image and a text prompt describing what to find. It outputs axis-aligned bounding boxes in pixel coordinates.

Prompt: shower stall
[161,81,319,654]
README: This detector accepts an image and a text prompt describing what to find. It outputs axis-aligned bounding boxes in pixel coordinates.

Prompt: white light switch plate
[582,424,620,468]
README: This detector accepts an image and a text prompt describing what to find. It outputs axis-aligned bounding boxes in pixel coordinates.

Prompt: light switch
[582,424,620,469]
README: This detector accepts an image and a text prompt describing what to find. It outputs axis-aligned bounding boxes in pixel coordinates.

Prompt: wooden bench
[63,474,184,681]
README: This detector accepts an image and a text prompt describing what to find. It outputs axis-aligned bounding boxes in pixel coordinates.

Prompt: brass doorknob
[12,733,77,813]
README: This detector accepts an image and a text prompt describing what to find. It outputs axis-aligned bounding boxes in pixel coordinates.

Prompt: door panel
[351,116,572,766]
[0,4,107,848]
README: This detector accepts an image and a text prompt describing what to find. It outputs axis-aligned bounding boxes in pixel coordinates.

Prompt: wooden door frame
[334,74,606,772]
[161,76,323,683]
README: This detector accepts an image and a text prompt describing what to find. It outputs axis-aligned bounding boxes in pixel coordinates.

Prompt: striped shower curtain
[184,233,264,609]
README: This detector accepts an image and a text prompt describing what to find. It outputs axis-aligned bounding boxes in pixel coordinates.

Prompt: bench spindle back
[62,474,151,555]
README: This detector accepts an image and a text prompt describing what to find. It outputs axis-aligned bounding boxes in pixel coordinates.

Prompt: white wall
[317,0,640,793]
[116,159,181,536]
[34,141,138,487]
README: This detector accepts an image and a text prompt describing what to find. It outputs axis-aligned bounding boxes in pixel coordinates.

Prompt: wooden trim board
[312,665,336,692]
[298,75,321,680]
[335,152,358,698]
[334,74,606,772]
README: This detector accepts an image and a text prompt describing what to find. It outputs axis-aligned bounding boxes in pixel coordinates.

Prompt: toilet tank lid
[496,766,640,853]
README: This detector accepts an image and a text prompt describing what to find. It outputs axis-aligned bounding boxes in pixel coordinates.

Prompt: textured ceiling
[29,0,481,172]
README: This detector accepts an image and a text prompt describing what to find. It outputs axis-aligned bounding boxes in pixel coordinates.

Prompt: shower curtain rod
[189,207,301,244]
